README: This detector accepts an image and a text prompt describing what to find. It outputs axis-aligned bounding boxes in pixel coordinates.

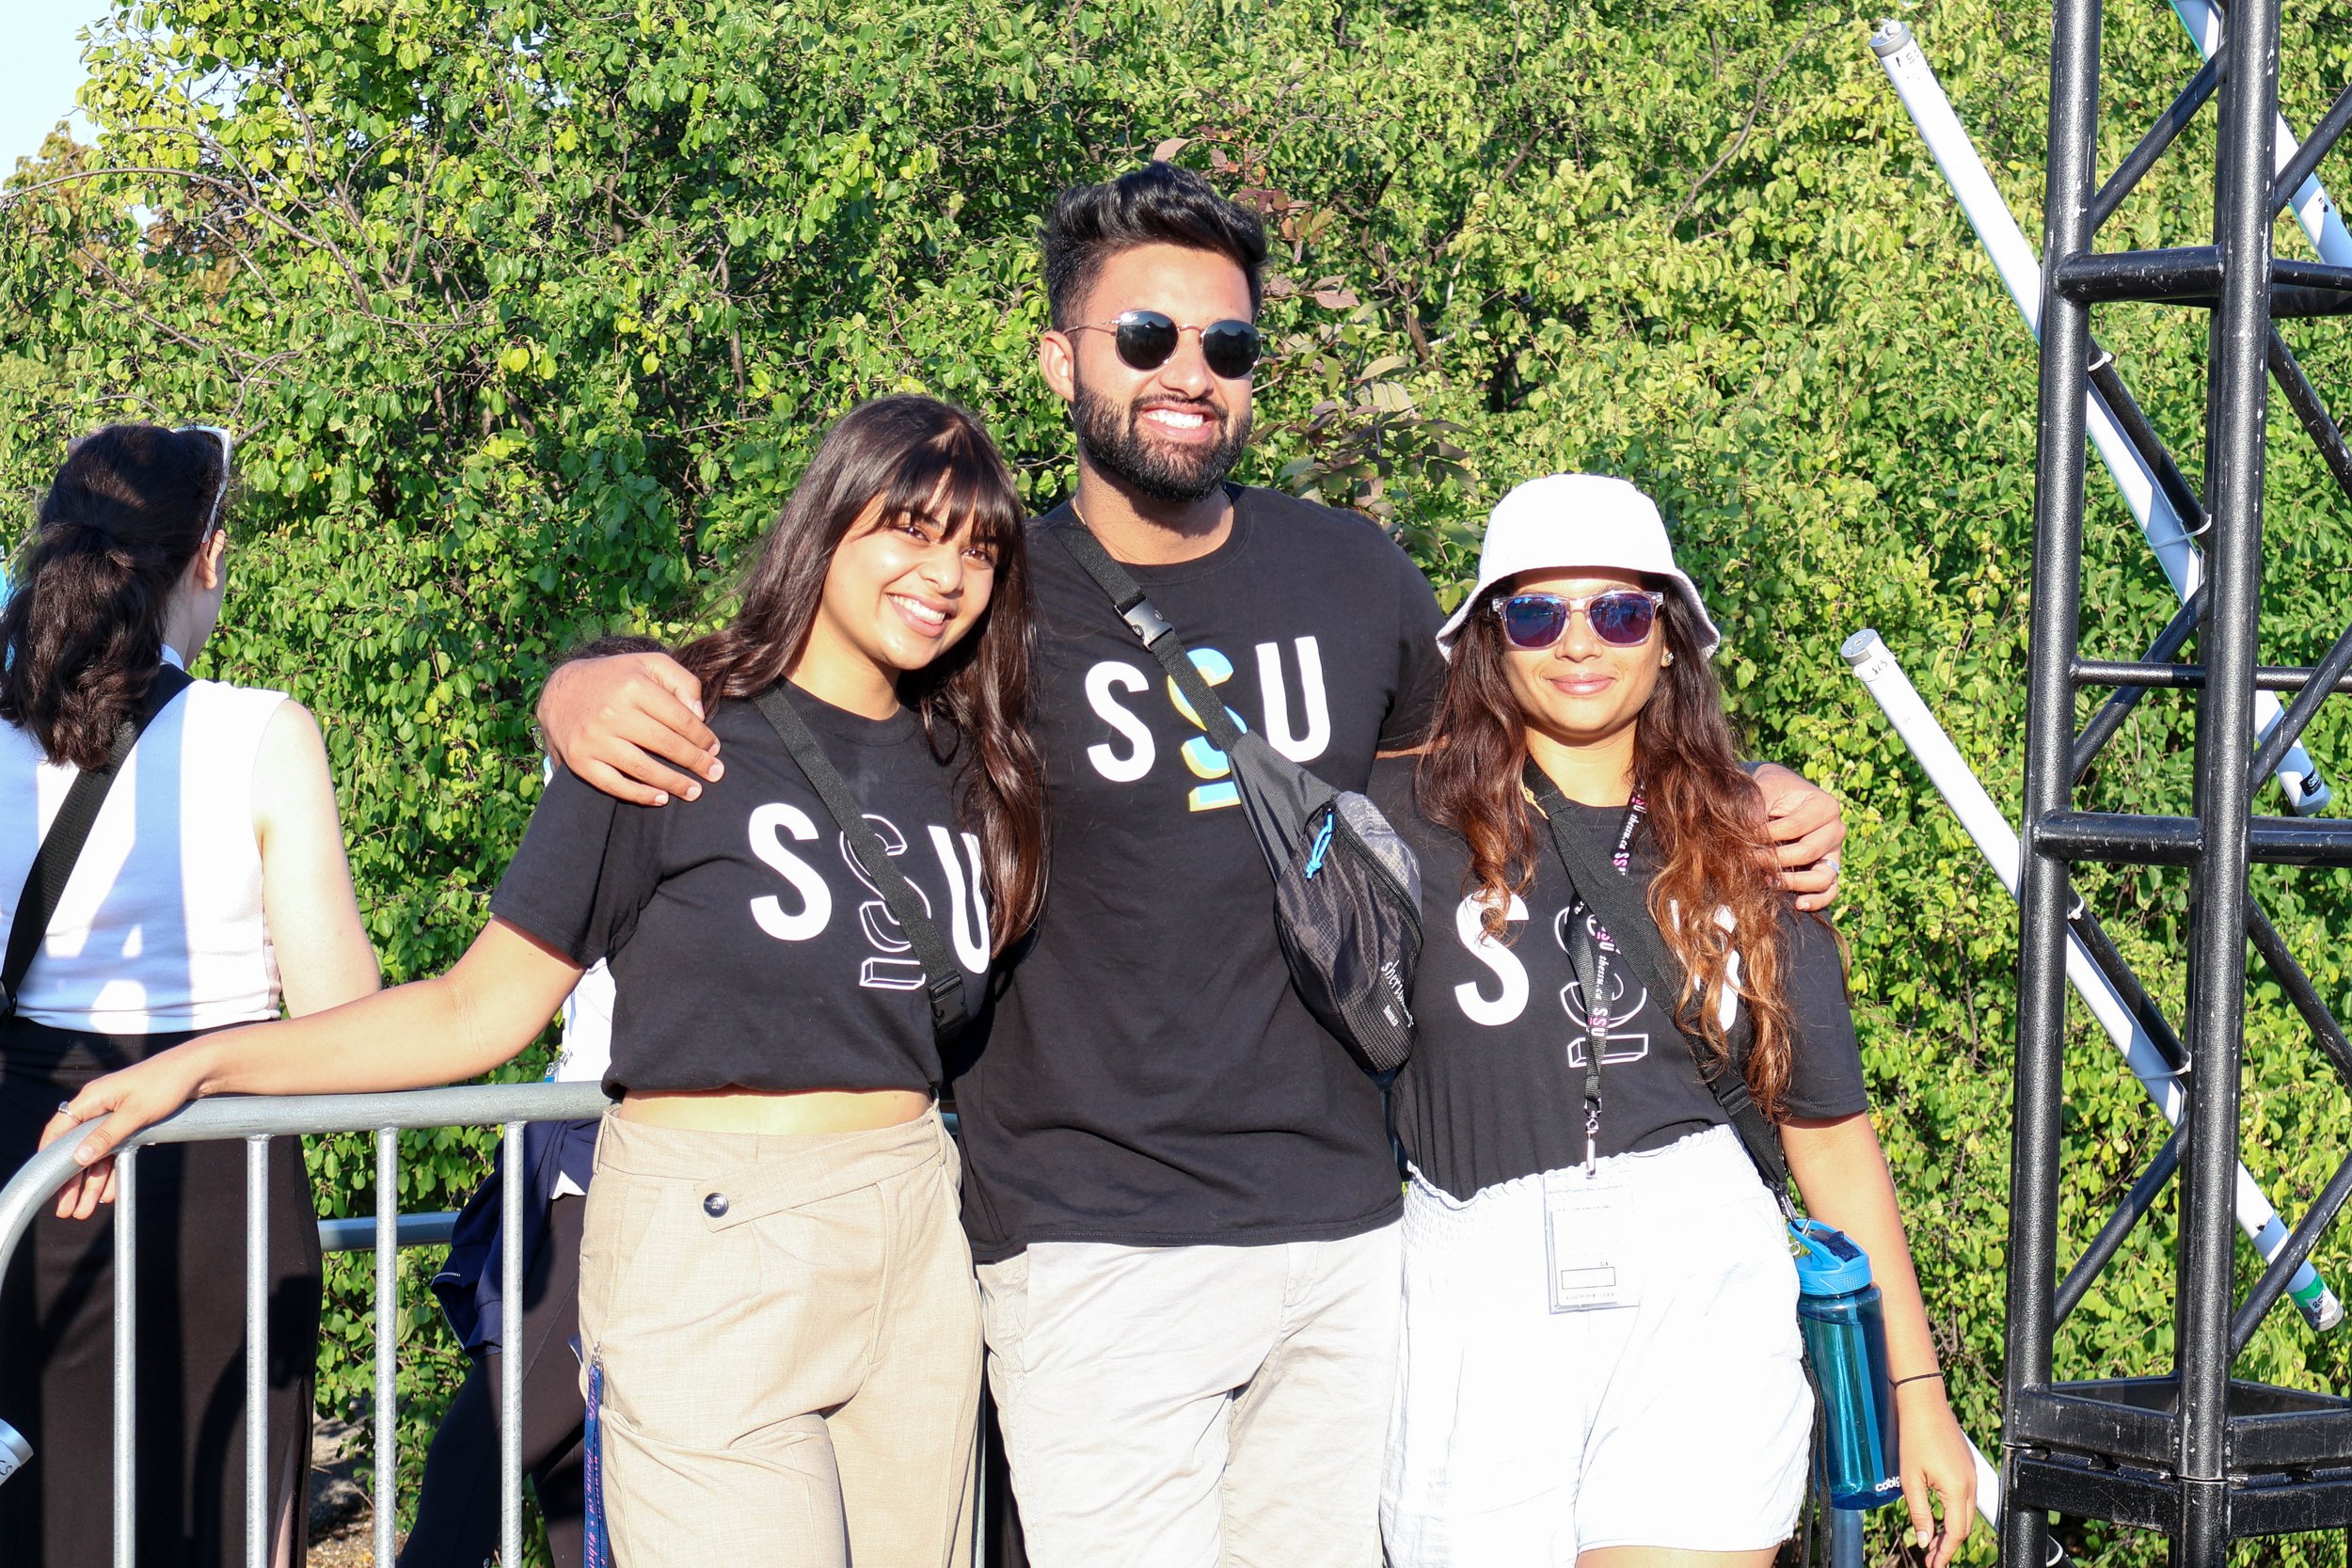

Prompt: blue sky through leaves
[2,2,104,173]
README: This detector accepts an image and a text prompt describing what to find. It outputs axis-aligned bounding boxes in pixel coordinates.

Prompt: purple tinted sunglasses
[1493,589,1664,650]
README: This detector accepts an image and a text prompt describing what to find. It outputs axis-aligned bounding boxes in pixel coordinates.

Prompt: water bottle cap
[1788,1216,1875,1294]
[0,1415,30,1482]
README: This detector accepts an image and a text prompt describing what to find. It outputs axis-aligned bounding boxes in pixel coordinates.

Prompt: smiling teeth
[1146,409,1206,428]
[893,594,946,627]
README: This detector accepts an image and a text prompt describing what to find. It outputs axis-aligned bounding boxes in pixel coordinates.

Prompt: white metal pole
[2164,0,2352,266]
[1867,20,2329,814]
[1844,629,2344,1331]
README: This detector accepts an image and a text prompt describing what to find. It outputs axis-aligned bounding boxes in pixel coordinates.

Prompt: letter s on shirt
[748,801,834,941]
[1452,893,1530,1026]
[1085,661,1155,783]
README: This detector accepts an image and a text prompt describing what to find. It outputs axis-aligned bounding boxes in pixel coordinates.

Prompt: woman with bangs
[1374,475,1973,1568]
[44,395,1048,1568]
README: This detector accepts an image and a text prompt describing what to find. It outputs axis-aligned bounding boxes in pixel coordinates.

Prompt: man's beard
[1073,381,1252,504]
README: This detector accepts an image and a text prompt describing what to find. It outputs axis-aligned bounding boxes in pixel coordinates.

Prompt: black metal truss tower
[2005,0,2352,1562]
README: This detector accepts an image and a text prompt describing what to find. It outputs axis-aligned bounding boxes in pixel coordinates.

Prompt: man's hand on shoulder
[1750,761,1846,912]
[537,651,720,807]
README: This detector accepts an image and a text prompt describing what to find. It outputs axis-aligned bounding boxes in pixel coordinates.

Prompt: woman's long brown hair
[675,395,1046,953]
[0,424,226,770]
[1414,586,1803,1117]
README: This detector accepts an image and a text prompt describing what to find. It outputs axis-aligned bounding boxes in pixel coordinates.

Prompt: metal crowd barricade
[0,1082,610,1568]
[0,1087,997,1567]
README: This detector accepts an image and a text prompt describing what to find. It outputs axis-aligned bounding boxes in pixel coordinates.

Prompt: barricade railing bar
[317,1211,457,1253]
[0,1082,612,1568]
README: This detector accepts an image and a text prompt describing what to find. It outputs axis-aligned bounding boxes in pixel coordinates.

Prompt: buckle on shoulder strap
[1119,596,1175,647]
[926,969,969,1034]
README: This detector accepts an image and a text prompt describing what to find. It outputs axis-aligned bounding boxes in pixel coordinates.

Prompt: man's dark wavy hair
[1040,162,1269,327]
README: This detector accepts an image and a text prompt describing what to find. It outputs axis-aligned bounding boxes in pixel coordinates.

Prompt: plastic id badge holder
[1542,1165,1640,1311]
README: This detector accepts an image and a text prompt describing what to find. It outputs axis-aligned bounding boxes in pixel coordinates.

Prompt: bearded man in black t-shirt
[533,165,1849,1568]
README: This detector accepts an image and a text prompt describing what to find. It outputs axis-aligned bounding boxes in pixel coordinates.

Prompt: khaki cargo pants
[577,1108,981,1568]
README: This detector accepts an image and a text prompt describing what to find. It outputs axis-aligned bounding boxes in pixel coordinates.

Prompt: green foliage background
[8,0,2352,1559]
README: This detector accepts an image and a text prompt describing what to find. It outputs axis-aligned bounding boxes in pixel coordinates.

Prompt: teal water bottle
[1790,1217,1901,1510]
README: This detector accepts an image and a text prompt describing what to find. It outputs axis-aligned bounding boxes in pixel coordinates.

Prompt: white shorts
[1382,1125,1811,1567]
[978,1225,1401,1568]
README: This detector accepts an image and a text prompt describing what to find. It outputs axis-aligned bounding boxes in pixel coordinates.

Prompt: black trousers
[0,1018,320,1568]
[398,1192,587,1568]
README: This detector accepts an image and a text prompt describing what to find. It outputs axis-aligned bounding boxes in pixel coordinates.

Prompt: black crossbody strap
[1047,519,1248,755]
[751,685,970,1042]
[1522,760,1791,1196]
[1561,897,1608,1165]
[4,665,195,1020]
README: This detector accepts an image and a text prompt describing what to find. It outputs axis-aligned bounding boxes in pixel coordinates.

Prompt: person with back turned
[0,423,381,1568]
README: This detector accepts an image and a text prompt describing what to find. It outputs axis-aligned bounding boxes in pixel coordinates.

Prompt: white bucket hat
[1436,473,1722,658]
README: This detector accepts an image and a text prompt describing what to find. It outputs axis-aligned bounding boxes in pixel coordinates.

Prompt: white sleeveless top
[0,650,289,1034]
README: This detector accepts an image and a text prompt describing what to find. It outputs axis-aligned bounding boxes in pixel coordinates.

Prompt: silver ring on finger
[1820,851,1842,874]
[55,1101,79,1123]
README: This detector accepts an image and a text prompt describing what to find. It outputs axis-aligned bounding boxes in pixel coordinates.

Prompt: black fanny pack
[1050,518,1423,1075]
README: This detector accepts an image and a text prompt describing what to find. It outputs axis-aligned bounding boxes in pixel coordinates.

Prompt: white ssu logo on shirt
[1449,891,1745,1053]
[1080,640,1332,811]
[1449,894,1655,1067]
[744,804,990,990]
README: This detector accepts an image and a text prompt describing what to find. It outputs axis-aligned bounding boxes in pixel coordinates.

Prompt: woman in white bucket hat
[1373,474,1973,1568]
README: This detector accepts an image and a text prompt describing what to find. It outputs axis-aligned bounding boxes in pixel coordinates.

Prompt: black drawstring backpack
[1050,518,1423,1074]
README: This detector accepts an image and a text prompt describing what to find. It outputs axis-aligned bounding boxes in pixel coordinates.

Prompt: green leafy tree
[8,1,2352,1560]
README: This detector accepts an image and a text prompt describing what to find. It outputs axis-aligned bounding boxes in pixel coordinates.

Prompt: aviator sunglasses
[1493,588,1665,651]
[1069,309,1263,380]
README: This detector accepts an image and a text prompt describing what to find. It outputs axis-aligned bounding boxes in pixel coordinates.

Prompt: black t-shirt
[491,688,990,1098]
[953,485,1448,1260]
[1372,758,1868,1202]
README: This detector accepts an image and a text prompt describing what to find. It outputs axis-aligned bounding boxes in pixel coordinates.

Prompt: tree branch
[1671,18,1820,228]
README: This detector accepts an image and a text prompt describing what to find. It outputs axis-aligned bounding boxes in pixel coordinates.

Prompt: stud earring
[1661,650,1676,666]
